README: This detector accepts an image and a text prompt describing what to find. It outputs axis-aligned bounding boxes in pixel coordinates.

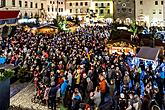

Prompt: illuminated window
[12,0,15,7]
[25,1,28,7]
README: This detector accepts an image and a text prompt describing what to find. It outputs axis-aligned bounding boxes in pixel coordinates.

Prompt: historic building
[113,0,135,22]
[0,0,47,18]
[90,0,113,18]
[65,0,91,19]
[46,0,65,19]
[135,0,164,27]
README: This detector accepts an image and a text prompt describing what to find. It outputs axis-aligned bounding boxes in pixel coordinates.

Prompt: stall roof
[0,11,19,20]
[136,47,160,61]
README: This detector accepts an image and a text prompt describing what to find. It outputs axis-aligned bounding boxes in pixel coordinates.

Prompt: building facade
[65,0,90,18]
[90,0,113,18]
[135,0,164,27]
[113,0,135,22]
[0,0,47,18]
[46,0,65,19]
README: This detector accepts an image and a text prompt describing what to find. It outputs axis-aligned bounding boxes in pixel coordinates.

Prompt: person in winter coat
[60,79,69,104]
[91,86,101,108]
[99,74,107,104]
[87,77,94,93]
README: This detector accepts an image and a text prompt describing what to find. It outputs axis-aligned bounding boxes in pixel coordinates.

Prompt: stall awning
[136,47,160,61]
[0,10,19,27]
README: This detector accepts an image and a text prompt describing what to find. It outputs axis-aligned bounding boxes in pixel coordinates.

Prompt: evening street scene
[0,0,165,110]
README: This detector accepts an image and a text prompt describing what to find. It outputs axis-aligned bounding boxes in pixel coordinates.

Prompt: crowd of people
[0,25,165,110]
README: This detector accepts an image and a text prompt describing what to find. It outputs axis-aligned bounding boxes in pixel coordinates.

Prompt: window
[95,9,98,13]
[76,2,78,6]
[1,0,6,7]
[76,9,78,13]
[101,3,104,7]
[48,7,50,12]
[117,8,120,13]
[61,2,63,4]
[50,1,52,4]
[35,3,38,8]
[87,9,89,13]
[30,2,33,8]
[161,1,163,5]
[100,9,104,14]
[55,8,57,12]
[95,3,98,6]
[85,2,88,6]
[122,8,126,12]
[61,8,63,12]
[41,3,43,9]
[52,7,54,12]
[80,2,83,6]
[153,10,156,14]
[107,9,110,14]
[53,1,55,4]
[19,0,22,7]
[59,2,60,4]
[70,9,72,13]
[107,3,110,6]
[159,9,162,14]
[12,0,15,7]
[59,8,60,12]
[69,3,72,6]
[31,13,33,17]
[155,1,158,5]
[80,9,83,13]
[25,1,28,7]
[140,1,143,5]
[140,9,143,14]
[129,9,132,13]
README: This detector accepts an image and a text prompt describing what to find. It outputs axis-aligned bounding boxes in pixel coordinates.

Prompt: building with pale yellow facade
[135,0,164,27]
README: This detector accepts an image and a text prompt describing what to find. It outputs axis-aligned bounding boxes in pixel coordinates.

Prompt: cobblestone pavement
[10,81,29,98]
[10,83,64,110]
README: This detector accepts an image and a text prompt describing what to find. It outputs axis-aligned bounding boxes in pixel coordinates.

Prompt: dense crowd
[0,25,164,110]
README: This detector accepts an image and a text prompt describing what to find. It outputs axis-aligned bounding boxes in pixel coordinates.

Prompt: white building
[136,0,164,27]
[0,0,47,18]
[65,0,91,18]
[46,0,65,19]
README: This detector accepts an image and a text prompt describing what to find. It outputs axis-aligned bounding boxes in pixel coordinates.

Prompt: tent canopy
[136,47,160,61]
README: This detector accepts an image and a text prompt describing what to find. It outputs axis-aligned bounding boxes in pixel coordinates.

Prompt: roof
[136,47,160,61]
[0,11,19,20]
[37,24,57,29]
